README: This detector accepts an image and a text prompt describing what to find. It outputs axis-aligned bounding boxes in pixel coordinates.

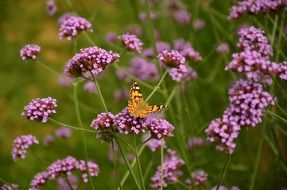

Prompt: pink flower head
[128,57,159,81]
[187,136,205,150]
[146,139,166,152]
[22,97,57,123]
[119,33,143,53]
[59,16,92,40]
[146,118,174,139]
[84,81,97,94]
[205,118,240,154]
[1,184,18,190]
[55,127,72,138]
[12,135,39,161]
[142,41,171,58]
[113,88,129,102]
[65,46,119,78]
[193,19,205,30]
[216,42,230,54]
[173,10,191,24]
[46,0,57,16]
[105,32,118,43]
[43,134,54,146]
[114,108,147,134]
[57,175,79,190]
[151,149,185,189]
[168,64,197,82]
[20,44,41,60]
[173,39,202,61]
[186,170,208,186]
[158,50,185,68]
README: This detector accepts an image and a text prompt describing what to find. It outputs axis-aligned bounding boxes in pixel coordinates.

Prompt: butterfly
[128,81,167,118]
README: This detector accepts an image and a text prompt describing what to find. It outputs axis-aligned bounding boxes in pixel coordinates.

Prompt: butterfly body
[128,81,167,118]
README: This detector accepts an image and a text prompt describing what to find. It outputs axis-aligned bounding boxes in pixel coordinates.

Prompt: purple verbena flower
[173,39,202,61]
[59,16,92,40]
[128,57,159,81]
[20,44,41,60]
[105,32,118,43]
[146,139,166,152]
[119,33,143,53]
[187,136,205,150]
[158,50,185,68]
[139,11,158,22]
[238,26,273,57]
[168,64,197,82]
[55,127,72,138]
[193,19,205,30]
[224,79,276,127]
[113,88,129,102]
[278,61,287,80]
[84,81,97,93]
[1,184,18,190]
[58,74,73,87]
[142,41,171,58]
[65,46,119,77]
[46,0,57,16]
[146,117,174,139]
[229,0,285,20]
[186,170,208,186]
[216,42,230,54]
[205,118,240,154]
[29,171,50,190]
[12,135,39,161]
[173,10,191,24]
[22,97,57,123]
[43,134,54,146]
[114,108,147,134]
[151,149,185,189]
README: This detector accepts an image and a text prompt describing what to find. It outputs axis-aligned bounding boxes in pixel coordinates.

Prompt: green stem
[73,82,96,190]
[92,79,108,112]
[36,60,60,76]
[216,154,232,190]
[112,140,123,190]
[160,139,164,190]
[133,135,145,190]
[64,175,75,190]
[145,70,168,102]
[118,145,146,190]
[49,118,96,133]
[115,138,141,190]
[249,131,264,190]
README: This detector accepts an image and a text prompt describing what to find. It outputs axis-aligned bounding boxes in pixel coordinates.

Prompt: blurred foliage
[0,0,287,189]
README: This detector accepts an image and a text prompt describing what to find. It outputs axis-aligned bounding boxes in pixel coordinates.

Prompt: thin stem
[112,140,123,190]
[160,139,164,190]
[73,82,96,190]
[0,177,9,184]
[49,118,96,133]
[216,154,232,190]
[137,136,152,149]
[118,144,146,190]
[133,135,145,190]
[92,78,108,112]
[145,70,168,102]
[176,180,191,190]
[115,137,141,190]
[36,60,60,76]
[249,130,264,190]
[64,175,74,190]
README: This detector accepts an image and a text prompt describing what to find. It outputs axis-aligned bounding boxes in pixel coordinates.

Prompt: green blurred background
[0,0,287,189]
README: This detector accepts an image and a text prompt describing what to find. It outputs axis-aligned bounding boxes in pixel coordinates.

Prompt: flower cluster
[59,15,92,40]
[173,39,202,61]
[187,136,205,150]
[185,170,208,186]
[146,117,174,139]
[193,19,205,31]
[30,156,100,190]
[142,41,171,58]
[151,149,185,189]
[22,97,57,123]
[206,118,240,153]
[173,10,191,24]
[55,127,72,138]
[84,81,97,94]
[206,79,276,153]
[225,79,276,127]
[158,50,185,68]
[113,88,129,102]
[169,64,197,82]
[229,0,286,20]
[12,135,39,161]
[139,11,158,22]
[0,184,18,190]
[119,33,143,53]
[216,42,230,54]
[20,44,41,60]
[65,46,119,77]
[225,26,279,85]
[90,108,174,140]
[146,139,166,152]
[45,0,57,16]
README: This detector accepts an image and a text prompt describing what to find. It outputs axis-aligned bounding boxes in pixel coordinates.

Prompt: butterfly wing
[137,104,167,118]
[128,81,145,116]
[128,81,167,118]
